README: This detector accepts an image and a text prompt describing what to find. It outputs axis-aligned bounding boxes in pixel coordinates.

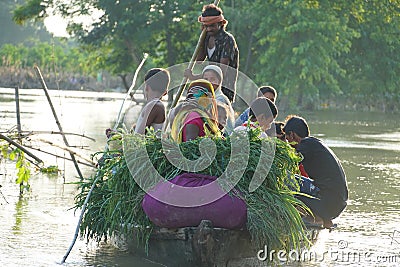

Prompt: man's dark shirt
[204,29,239,102]
[297,137,348,202]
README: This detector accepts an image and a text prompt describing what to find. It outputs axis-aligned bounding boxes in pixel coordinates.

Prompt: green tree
[14,0,206,93]
[252,0,359,110]
[340,0,400,112]
[11,0,400,111]
[0,0,51,46]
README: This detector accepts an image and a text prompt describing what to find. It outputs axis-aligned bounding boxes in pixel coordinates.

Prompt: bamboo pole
[34,66,84,180]
[61,53,149,264]
[14,86,24,192]
[24,145,96,168]
[37,138,95,165]
[14,87,22,139]
[0,133,43,164]
[12,130,96,142]
[113,53,148,131]
[61,174,100,264]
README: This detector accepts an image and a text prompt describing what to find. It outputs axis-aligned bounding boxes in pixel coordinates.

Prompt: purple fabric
[142,173,247,229]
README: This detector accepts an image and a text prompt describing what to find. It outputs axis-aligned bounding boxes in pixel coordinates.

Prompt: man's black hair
[145,68,170,93]
[202,4,222,17]
[283,115,310,138]
[249,97,278,119]
[274,121,284,135]
[266,121,286,140]
[257,86,277,98]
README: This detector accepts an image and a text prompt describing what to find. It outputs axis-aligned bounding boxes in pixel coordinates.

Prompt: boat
[111,219,321,266]
[77,132,322,266]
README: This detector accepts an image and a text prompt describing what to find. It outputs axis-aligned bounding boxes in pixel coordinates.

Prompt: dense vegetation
[5,0,400,111]
[0,0,50,46]
[0,40,98,75]
[0,40,114,90]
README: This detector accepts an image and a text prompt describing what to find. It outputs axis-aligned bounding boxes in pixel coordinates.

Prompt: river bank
[0,66,124,92]
[1,66,399,114]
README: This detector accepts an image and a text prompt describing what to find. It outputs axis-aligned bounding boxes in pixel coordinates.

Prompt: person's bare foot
[303,215,323,226]
[323,219,334,229]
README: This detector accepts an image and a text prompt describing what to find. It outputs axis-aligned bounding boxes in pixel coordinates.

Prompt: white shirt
[233,122,268,138]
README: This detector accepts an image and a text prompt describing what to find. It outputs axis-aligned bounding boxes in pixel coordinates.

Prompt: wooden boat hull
[111,220,320,266]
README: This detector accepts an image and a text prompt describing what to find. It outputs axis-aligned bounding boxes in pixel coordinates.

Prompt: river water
[1,88,399,267]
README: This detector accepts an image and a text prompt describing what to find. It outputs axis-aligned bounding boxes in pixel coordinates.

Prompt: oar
[163,0,220,132]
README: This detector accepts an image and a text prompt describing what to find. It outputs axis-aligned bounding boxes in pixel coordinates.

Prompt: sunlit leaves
[0,41,100,76]
[1,143,31,193]
[13,0,47,25]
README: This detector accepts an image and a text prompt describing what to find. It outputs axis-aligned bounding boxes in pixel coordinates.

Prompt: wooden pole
[169,0,220,110]
[14,87,22,139]
[24,145,96,168]
[0,133,43,164]
[15,130,96,142]
[14,86,24,191]
[61,175,100,264]
[34,66,84,180]
[61,53,149,264]
[37,138,95,166]
[113,53,148,130]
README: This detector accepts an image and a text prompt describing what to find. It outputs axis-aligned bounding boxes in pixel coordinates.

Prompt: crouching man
[284,115,348,229]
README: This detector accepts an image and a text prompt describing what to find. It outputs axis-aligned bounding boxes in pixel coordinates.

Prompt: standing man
[189,4,239,103]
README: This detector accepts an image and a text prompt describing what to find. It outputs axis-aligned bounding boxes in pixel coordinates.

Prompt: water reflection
[325,139,400,152]
[303,111,400,267]
[12,196,28,233]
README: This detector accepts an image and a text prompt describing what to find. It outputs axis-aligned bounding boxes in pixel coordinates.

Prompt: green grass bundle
[74,129,309,253]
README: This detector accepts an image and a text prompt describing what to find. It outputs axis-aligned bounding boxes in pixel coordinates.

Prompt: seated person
[216,102,230,135]
[283,115,348,229]
[142,80,247,229]
[234,86,277,128]
[266,121,285,140]
[184,65,235,133]
[133,68,170,135]
[170,79,221,142]
[234,97,278,138]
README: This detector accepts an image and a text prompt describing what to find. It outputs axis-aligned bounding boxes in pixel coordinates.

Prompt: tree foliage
[340,0,400,111]
[0,40,99,76]
[0,0,51,46]
[11,0,400,112]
